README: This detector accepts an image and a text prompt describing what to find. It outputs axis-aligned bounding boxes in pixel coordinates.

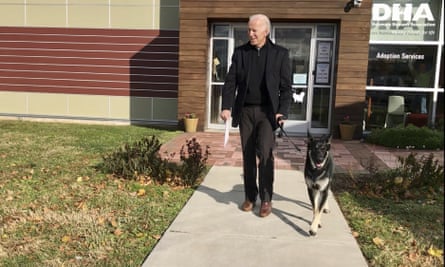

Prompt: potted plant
[183,112,198,133]
[339,115,356,140]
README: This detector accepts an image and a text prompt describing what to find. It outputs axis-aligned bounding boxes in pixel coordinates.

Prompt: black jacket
[221,38,292,130]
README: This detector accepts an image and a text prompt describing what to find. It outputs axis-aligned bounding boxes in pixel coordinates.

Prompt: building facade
[0,0,180,125]
[0,0,443,137]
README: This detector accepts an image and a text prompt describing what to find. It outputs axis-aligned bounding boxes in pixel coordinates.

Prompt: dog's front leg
[322,197,330,214]
[309,189,322,236]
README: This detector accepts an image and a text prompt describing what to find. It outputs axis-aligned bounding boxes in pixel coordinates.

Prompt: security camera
[344,0,362,12]
[344,0,354,12]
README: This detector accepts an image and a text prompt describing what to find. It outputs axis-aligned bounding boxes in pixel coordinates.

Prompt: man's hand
[276,114,286,127]
[220,109,231,121]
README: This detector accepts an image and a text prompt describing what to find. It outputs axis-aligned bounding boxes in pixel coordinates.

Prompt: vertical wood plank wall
[178,0,372,132]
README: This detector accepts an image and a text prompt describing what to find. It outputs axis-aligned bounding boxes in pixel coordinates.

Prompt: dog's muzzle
[310,152,330,170]
[312,184,321,190]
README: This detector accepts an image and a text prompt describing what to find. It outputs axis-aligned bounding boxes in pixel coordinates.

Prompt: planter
[339,123,356,140]
[184,118,199,133]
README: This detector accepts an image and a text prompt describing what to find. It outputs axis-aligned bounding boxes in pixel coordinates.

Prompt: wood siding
[0,27,179,98]
[179,0,372,132]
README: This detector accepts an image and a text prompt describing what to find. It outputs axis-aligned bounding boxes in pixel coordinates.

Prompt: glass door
[273,27,315,134]
[208,23,337,135]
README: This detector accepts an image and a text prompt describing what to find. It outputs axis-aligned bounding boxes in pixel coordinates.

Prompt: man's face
[248,18,268,48]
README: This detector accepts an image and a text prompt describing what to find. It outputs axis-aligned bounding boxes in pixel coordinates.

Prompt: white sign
[317,42,331,62]
[293,73,307,84]
[315,63,330,84]
[372,3,434,22]
[370,0,440,41]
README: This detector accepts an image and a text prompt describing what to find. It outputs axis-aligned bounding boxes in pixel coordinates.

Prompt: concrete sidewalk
[142,166,368,267]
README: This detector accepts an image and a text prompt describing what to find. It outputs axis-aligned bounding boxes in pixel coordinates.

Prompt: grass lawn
[0,120,193,266]
[0,120,443,266]
[333,174,444,267]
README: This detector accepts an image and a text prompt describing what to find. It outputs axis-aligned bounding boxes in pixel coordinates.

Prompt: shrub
[99,136,210,187]
[179,138,210,187]
[365,125,443,149]
[100,136,170,183]
[360,152,444,199]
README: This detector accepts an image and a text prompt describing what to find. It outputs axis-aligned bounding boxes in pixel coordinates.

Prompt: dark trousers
[239,105,275,203]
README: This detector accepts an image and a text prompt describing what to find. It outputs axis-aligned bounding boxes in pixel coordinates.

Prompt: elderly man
[220,14,292,217]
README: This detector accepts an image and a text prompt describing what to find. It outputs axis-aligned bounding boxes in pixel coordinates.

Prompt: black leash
[277,116,302,152]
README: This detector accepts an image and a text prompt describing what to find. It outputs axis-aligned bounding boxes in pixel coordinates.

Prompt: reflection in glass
[212,40,228,82]
[436,92,443,129]
[234,27,248,47]
[364,91,438,129]
[367,91,432,114]
[275,28,311,84]
[317,25,334,38]
[275,28,312,121]
[311,87,330,128]
[367,45,437,88]
[439,46,444,88]
[213,24,229,37]
[210,85,223,124]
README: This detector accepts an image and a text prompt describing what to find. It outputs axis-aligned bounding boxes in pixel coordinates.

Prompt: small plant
[395,152,444,192]
[100,136,211,187]
[100,135,170,183]
[359,152,444,199]
[362,153,380,177]
[179,138,210,186]
[341,115,352,124]
[184,112,197,119]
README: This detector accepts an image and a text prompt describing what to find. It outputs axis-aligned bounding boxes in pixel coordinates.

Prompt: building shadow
[129,2,179,126]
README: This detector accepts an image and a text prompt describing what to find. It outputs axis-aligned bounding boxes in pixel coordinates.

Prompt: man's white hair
[249,14,271,34]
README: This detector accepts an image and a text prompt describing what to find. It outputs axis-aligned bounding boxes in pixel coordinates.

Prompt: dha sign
[372,3,435,22]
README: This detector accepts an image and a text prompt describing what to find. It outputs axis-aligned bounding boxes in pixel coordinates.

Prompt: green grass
[333,175,444,267]
[0,120,193,266]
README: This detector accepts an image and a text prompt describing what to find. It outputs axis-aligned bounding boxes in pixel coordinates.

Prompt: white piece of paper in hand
[224,118,231,147]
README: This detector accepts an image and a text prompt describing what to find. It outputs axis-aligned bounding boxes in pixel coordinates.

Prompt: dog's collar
[309,151,330,170]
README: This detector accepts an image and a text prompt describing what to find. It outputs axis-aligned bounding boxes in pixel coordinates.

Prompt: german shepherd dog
[304,133,334,236]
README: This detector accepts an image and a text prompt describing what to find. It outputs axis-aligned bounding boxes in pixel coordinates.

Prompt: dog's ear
[326,133,332,143]
[307,130,313,141]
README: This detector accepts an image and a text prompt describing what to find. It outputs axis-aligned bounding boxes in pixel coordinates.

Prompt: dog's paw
[309,225,322,236]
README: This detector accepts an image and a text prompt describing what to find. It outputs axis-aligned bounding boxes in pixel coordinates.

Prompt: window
[367,45,437,87]
[366,0,443,127]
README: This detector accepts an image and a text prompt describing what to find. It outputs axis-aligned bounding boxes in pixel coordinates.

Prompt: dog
[304,132,334,236]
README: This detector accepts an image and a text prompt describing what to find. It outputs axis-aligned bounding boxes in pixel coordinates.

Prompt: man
[220,14,292,217]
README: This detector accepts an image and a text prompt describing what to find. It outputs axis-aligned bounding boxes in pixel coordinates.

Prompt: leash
[277,116,302,152]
